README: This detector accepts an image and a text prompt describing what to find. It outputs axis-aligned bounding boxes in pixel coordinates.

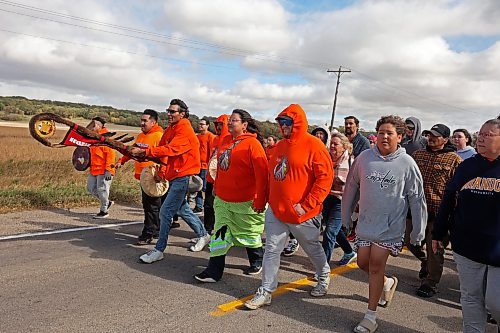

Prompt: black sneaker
[416,284,436,298]
[171,222,181,229]
[283,239,299,257]
[245,266,262,275]
[194,271,218,283]
[107,200,114,210]
[93,211,109,219]
[136,237,153,246]
[193,207,203,214]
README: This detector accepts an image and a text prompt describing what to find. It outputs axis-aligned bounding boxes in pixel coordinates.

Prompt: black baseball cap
[428,124,450,138]
[91,116,106,125]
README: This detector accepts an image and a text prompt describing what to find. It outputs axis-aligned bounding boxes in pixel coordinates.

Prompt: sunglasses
[277,118,293,127]
[166,109,179,115]
[406,125,415,130]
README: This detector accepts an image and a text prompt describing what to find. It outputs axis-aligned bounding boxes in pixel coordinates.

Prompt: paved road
[0,205,497,332]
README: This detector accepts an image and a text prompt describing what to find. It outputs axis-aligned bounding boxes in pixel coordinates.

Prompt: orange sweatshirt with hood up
[214,132,268,209]
[206,114,230,184]
[145,118,200,181]
[197,131,216,169]
[118,123,163,180]
[268,104,333,223]
[89,128,116,176]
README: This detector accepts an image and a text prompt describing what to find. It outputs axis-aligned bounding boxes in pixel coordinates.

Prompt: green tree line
[1,96,366,138]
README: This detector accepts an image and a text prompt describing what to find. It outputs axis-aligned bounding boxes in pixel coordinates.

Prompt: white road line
[0,221,142,241]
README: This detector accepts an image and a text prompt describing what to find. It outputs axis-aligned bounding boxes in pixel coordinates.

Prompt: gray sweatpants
[454,252,500,333]
[87,174,112,213]
[261,207,330,293]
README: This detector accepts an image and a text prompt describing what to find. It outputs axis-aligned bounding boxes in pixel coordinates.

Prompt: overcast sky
[0,0,499,132]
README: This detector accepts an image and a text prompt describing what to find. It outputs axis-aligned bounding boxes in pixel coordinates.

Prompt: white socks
[364,309,377,324]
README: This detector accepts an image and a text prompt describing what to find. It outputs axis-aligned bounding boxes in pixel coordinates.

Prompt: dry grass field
[0,125,142,213]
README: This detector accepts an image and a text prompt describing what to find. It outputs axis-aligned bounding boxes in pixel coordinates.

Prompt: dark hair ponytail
[232,109,264,146]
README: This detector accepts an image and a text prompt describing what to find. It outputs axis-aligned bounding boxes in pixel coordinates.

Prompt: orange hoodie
[265,144,277,161]
[207,114,230,184]
[89,128,116,176]
[118,123,163,180]
[145,118,200,181]
[214,132,268,209]
[197,131,216,169]
[268,104,333,223]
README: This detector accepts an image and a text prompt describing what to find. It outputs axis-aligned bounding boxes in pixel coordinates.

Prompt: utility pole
[327,66,351,131]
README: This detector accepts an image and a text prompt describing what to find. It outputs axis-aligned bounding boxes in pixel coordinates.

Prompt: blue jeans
[155,176,207,252]
[195,169,207,210]
[322,195,353,262]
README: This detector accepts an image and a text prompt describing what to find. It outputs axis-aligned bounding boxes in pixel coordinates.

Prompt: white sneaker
[244,287,272,310]
[139,249,164,263]
[310,275,330,297]
[189,237,200,244]
[189,234,211,252]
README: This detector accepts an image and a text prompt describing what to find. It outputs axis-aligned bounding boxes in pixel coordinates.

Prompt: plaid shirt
[413,148,461,215]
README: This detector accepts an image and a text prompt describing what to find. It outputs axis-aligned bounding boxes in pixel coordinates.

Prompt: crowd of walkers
[85,99,499,333]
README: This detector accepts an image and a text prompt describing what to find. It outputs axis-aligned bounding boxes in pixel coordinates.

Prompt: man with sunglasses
[129,99,210,263]
[245,104,334,309]
[401,117,427,156]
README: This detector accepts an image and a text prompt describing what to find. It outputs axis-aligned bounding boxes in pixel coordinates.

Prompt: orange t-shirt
[268,104,333,223]
[118,124,163,180]
[145,118,200,181]
[197,131,216,169]
[214,133,268,209]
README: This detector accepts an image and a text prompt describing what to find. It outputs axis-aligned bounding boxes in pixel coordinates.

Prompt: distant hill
[0,96,286,138]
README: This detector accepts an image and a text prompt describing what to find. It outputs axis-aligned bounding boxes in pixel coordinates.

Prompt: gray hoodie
[311,126,331,148]
[341,145,427,244]
[401,117,427,156]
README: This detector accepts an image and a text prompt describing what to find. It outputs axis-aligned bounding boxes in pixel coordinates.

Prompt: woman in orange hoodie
[194,109,268,283]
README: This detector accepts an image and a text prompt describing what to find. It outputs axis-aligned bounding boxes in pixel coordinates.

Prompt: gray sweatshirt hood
[372,145,406,161]
[311,126,331,147]
[402,117,427,156]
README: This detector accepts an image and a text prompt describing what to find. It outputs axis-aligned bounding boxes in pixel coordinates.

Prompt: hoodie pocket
[358,210,390,240]
[273,199,300,222]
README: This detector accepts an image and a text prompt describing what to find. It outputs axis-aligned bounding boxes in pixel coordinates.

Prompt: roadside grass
[0,126,141,213]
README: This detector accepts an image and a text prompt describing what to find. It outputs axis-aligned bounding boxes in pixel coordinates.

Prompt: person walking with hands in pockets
[245,104,334,310]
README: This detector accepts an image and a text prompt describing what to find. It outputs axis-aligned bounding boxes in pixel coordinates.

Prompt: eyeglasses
[229,118,242,123]
[166,109,179,115]
[477,132,499,138]
[277,118,293,127]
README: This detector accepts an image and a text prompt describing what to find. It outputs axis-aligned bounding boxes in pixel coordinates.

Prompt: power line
[0,0,333,70]
[343,67,469,112]
[0,28,243,71]
[0,0,470,112]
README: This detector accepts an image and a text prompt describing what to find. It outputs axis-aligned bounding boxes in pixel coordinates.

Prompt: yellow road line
[210,263,358,317]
